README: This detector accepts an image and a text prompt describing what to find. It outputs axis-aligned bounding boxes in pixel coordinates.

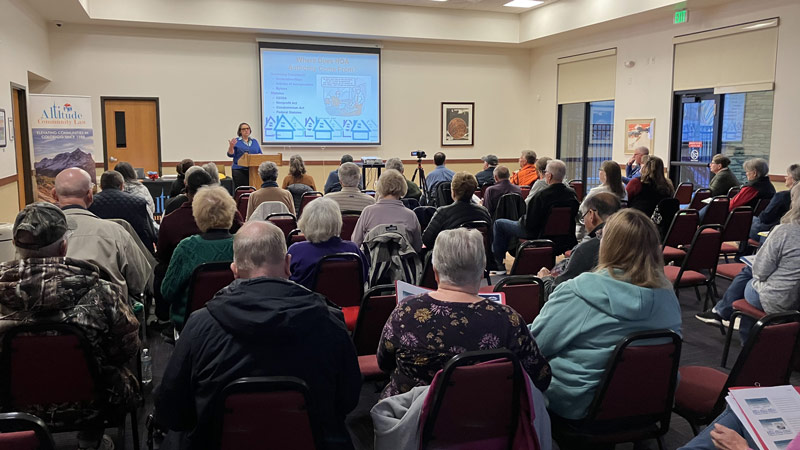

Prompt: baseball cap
[13,202,69,250]
[481,154,499,166]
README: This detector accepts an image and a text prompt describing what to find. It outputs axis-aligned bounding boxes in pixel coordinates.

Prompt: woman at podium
[227,122,262,188]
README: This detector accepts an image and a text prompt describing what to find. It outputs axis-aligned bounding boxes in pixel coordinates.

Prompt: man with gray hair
[245,160,295,218]
[89,170,157,251]
[155,221,361,449]
[324,154,363,193]
[492,159,579,274]
[482,165,521,218]
[325,161,375,212]
[0,202,141,450]
[624,146,649,183]
[53,167,150,301]
[385,157,422,200]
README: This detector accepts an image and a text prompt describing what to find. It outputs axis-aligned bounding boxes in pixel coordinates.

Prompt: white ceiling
[338,0,552,14]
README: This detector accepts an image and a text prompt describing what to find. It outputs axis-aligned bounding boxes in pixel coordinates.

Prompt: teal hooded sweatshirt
[529,269,682,420]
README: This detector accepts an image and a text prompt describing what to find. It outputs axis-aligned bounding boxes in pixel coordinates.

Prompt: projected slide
[260,43,381,145]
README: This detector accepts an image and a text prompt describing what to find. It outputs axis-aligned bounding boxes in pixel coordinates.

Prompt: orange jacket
[511,164,539,186]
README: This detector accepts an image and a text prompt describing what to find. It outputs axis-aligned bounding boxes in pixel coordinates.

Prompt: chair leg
[694,286,702,304]
[656,436,666,450]
[721,311,740,368]
[131,409,141,450]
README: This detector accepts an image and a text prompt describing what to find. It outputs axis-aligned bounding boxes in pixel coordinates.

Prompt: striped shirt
[325,187,375,212]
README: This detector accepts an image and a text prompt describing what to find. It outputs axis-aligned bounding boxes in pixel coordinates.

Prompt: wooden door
[12,87,35,208]
[102,99,161,174]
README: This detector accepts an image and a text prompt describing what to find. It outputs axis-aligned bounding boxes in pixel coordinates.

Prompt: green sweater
[161,233,234,328]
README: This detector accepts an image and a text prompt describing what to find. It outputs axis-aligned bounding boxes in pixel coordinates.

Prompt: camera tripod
[411,156,427,196]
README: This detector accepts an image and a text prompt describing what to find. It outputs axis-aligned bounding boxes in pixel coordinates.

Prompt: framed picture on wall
[441,102,474,146]
[624,119,654,154]
[0,109,6,148]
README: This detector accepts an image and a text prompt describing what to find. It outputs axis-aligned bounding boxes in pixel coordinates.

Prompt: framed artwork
[441,102,474,146]
[625,118,654,154]
[0,109,6,148]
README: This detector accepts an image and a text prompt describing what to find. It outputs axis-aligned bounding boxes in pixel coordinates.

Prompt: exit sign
[674,9,688,24]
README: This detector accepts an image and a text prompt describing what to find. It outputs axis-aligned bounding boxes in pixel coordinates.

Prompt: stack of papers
[727,385,800,450]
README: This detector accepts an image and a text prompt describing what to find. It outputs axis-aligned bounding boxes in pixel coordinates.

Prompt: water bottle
[141,348,153,385]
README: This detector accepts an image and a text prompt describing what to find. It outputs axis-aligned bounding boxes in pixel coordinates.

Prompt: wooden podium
[240,153,282,187]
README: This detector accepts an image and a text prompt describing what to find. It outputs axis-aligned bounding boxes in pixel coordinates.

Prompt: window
[557,101,614,190]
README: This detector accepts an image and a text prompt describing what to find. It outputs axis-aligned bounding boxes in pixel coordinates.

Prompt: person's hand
[228,137,237,148]
[710,424,749,450]
[537,268,550,278]
[627,155,636,165]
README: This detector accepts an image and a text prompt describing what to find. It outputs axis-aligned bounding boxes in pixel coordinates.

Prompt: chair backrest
[401,198,420,210]
[361,190,376,198]
[185,262,235,327]
[681,225,723,273]
[459,221,491,268]
[0,324,99,410]
[721,206,753,243]
[510,239,555,275]
[568,179,584,201]
[266,213,298,240]
[701,196,730,226]
[583,330,682,431]
[248,201,289,221]
[311,253,364,309]
[689,189,712,211]
[340,211,361,241]
[520,186,531,200]
[662,209,699,248]
[413,206,438,231]
[436,182,454,208]
[653,198,680,237]
[236,193,250,220]
[234,186,255,202]
[218,377,317,450]
[542,206,574,237]
[674,182,694,204]
[493,275,544,323]
[727,186,741,199]
[0,412,55,450]
[420,350,523,450]
[299,191,323,217]
[419,251,437,290]
[753,198,769,216]
[352,285,397,356]
[287,228,306,247]
[495,193,526,222]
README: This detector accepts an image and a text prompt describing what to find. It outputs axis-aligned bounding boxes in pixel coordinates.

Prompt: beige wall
[0,182,20,223]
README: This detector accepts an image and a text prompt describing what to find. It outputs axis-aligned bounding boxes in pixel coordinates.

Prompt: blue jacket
[529,270,682,420]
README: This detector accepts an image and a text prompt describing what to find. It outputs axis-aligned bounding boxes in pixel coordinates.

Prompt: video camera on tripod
[410,150,428,195]
[411,150,427,159]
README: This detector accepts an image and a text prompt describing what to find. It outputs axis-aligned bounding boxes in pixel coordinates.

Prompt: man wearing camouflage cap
[0,202,141,450]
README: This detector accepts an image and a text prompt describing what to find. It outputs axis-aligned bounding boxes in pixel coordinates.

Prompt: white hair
[338,162,361,188]
[233,221,287,274]
[432,228,485,289]
[258,161,279,183]
[385,157,404,173]
[546,159,567,182]
[376,169,408,198]
[297,197,342,243]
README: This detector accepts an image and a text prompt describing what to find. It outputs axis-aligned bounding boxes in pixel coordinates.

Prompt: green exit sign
[674,9,688,24]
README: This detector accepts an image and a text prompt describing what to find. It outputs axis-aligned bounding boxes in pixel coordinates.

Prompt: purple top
[287,237,369,290]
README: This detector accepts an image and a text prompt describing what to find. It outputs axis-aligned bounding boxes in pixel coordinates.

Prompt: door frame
[100,96,163,174]
[11,82,34,206]
[668,88,724,184]
[556,101,608,188]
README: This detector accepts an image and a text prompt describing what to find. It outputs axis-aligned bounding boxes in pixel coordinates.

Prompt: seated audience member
[324,162,375,212]
[697,183,800,342]
[324,154,363,193]
[245,161,295,219]
[492,159,578,272]
[510,150,538,186]
[482,165,521,218]
[385,157,421,200]
[749,163,799,241]
[287,197,368,290]
[708,153,740,197]
[424,151,455,202]
[282,154,317,190]
[351,169,423,252]
[161,186,236,331]
[170,158,194,197]
[0,202,140,450]
[201,162,220,184]
[623,146,648,183]
[729,158,776,210]
[525,156,552,203]
[539,192,621,296]
[155,221,361,449]
[89,170,157,251]
[584,160,627,204]
[115,161,156,218]
[377,228,551,399]
[475,154,499,187]
[677,405,800,450]
[422,172,491,250]
[626,156,674,217]
[530,208,682,420]
[164,166,206,216]
[54,167,150,301]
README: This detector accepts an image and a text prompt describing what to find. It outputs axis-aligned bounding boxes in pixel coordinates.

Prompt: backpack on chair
[362,223,422,287]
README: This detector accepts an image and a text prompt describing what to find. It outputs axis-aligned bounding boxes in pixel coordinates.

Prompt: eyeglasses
[579,209,594,226]
[240,127,251,131]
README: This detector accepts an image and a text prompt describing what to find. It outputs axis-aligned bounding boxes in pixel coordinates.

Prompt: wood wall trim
[161,158,519,166]
[0,174,19,187]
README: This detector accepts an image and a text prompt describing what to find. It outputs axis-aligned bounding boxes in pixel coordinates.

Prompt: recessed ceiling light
[503,0,544,8]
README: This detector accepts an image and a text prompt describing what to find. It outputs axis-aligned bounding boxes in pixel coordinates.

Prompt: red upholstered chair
[266,213,297,241]
[551,330,682,450]
[663,225,723,310]
[720,299,767,367]
[541,205,579,255]
[719,206,753,262]
[510,239,555,275]
[727,186,741,199]
[216,377,317,450]
[674,311,800,435]
[352,285,395,381]
[234,186,255,203]
[716,263,745,281]
[311,253,365,331]
[419,252,437,290]
[701,196,730,226]
[520,185,531,199]
[236,193,250,220]
[183,262,235,330]
[340,211,361,241]
[287,228,306,247]
[0,412,55,450]
[0,324,140,450]
[482,275,544,324]
[688,189,712,211]
[298,191,322,218]
[674,182,694,205]
[568,179,584,201]
[753,198,769,216]
[662,209,699,264]
[419,350,525,450]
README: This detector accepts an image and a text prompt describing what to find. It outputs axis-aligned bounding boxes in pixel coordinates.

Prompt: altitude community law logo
[37,102,87,126]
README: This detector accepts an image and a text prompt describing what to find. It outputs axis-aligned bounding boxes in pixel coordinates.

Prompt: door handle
[110,156,118,162]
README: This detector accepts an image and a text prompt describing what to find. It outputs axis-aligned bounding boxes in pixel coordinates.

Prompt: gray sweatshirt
[752,223,800,314]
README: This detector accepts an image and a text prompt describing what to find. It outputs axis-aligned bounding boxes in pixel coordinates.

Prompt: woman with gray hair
[376,227,551,399]
[351,169,422,252]
[287,197,368,289]
[246,161,295,219]
[730,157,775,210]
[749,163,800,241]
[385,157,421,200]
